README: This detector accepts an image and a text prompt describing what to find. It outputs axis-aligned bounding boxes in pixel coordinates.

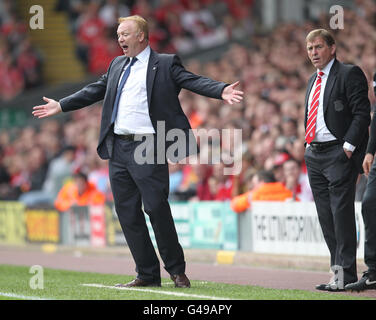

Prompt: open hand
[32,97,62,119]
[221,81,244,105]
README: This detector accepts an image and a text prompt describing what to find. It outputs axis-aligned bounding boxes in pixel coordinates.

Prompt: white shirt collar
[317,58,335,77]
[133,45,150,65]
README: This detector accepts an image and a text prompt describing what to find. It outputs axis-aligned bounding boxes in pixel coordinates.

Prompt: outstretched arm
[32,97,62,119]
[32,57,117,118]
[32,75,107,118]
[171,55,244,103]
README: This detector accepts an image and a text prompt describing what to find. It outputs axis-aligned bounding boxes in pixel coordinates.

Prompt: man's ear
[330,44,336,56]
[138,31,145,43]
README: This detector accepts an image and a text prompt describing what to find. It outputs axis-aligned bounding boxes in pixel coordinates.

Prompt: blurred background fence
[0,200,366,259]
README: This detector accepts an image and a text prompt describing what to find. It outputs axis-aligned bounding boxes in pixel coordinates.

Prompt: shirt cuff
[343,142,356,152]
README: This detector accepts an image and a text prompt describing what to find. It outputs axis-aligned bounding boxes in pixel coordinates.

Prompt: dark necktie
[111,57,137,124]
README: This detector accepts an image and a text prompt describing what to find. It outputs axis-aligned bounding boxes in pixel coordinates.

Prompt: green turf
[0,264,372,300]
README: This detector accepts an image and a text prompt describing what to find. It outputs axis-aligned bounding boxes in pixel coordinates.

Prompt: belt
[309,140,341,152]
[114,133,136,141]
[114,133,154,141]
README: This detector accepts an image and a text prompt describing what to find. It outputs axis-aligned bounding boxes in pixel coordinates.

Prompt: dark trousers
[304,144,358,284]
[361,159,376,272]
[109,136,186,282]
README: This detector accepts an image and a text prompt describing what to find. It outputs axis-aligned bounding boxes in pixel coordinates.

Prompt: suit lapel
[110,56,129,111]
[146,49,159,110]
[323,59,338,115]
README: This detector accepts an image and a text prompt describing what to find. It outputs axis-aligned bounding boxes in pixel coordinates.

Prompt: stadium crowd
[55,0,254,74]
[0,0,44,101]
[1,0,376,211]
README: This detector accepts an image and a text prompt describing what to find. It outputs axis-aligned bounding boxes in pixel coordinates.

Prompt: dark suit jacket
[304,59,371,172]
[59,49,228,160]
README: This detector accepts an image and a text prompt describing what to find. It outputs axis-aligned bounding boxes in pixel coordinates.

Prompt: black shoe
[316,283,330,291]
[345,271,376,292]
[315,282,345,292]
[115,278,161,288]
[170,274,191,288]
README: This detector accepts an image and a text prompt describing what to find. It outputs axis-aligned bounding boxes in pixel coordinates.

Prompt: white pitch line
[82,283,231,300]
[0,292,52,300]
[161,281,208,286]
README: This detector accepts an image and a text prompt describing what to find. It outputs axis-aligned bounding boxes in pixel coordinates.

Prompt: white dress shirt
[308,58,355,151]
[114,45,155,135]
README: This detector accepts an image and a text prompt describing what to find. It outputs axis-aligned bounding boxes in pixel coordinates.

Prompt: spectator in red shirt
[209,163,233,201]
[0,55,24,100]
[225,0,254,20]
[75,1,105,66]
[16,38,43,88]
[155,0,184,25]
[88,31,122,75]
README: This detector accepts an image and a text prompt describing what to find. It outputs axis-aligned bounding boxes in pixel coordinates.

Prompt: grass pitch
[0,265,371,300]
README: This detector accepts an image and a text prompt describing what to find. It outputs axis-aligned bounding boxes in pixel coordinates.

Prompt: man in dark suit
[345,73,376,292]
[303,29,370,291]
[33,15,243,288]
